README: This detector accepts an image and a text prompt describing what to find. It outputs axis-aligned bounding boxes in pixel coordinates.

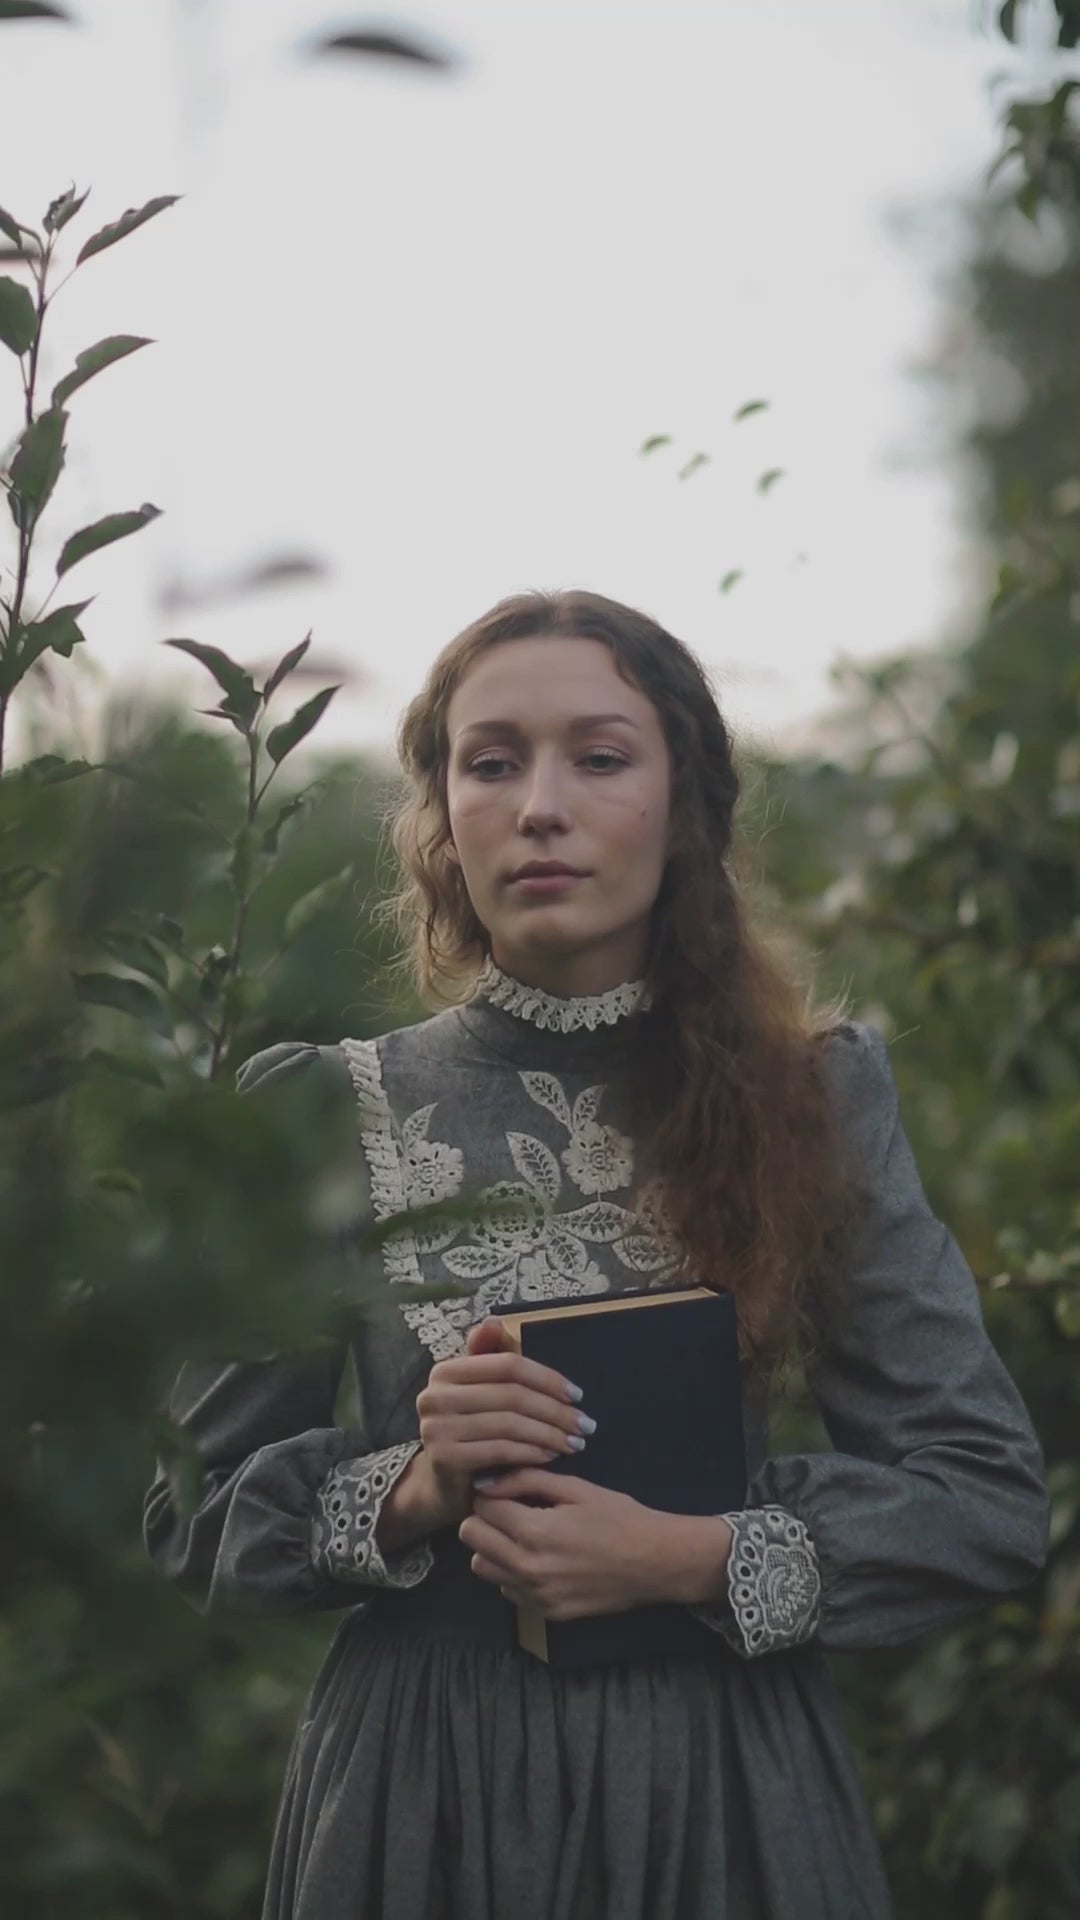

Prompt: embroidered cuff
[690,1507,821,1657]
[312,1440,434,1590]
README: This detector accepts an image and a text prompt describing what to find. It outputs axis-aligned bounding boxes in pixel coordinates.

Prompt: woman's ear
[444,840,460,866]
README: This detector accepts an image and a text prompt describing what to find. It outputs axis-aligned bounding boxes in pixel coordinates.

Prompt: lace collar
[471,956,653,1033]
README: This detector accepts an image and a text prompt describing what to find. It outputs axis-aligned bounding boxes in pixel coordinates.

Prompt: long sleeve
[692,1020,1050,1657]
[142,1042,434,1616]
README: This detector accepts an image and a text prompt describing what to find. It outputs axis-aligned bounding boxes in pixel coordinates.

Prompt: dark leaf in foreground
[72,970,172,1036]
[163,639,257,710]
[262,634,311,704]
[0,1,73,18]
[43,184,90,233]
[310,28,457,70]
[52,334,152,408]
[75,194,180,267]
[0,274,36,354]
[265,685,340,765]
[0,203,31,248]
[56,503,161,577]
[16,601,91,670]
[10,407,67,515]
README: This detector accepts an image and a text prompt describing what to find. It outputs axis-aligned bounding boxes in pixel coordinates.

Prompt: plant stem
[0,239,51,778]
[208,730,261,1080]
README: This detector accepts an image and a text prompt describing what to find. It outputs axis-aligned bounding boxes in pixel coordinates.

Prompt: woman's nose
[518,760,571,830]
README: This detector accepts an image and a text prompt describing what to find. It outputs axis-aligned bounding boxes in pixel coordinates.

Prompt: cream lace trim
[312,1439,434,1589]
[691,1507,822,1657]
[473,956,653,1032]
[339,1036,466,1362]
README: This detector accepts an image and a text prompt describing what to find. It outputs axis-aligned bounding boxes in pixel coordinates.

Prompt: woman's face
[444,636,673,995]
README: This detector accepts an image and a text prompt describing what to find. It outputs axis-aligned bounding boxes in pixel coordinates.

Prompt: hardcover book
[496,1286,747,1669]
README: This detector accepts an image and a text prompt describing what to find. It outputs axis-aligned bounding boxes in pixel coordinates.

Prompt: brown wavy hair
[376,589,862,1384]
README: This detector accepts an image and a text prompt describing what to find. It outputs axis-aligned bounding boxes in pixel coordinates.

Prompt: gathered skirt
[262,1537,892,1920]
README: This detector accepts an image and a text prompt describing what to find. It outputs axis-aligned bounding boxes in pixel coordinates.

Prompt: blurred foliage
[1,5,1078,1916]
[0,176,426,1918]
[742,164,1080,1920]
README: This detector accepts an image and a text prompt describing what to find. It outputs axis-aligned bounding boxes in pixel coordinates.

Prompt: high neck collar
[456,956,655,1071]
[471,956,653,1032]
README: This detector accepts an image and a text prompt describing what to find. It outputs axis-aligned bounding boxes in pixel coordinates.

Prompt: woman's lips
[509,872,586,894]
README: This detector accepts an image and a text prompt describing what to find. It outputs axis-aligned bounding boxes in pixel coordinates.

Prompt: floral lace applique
[432,1070,680,1319]
[339,1042,682,1360]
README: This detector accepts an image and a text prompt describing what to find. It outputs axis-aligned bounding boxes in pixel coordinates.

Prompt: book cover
[496,1286,747,1668]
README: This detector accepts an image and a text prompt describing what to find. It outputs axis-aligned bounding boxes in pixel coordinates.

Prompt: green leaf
[1054,1287,1080,1338]
[18,600,91,665]
[677,452,710,481]
[72,970,172,1036]
[266,685,340,766]
[0,1053,80,1110]
[10,407,67,516]
[757,468,785,494]
[719,570,743,594]
[153,916,185,952]
[0,864,48,905]
[312,29,454,69]
[639,434,671,455]
[36,753,92,781]
[51,333,152,408]
[75,194,181,267]
[43,185,90,234]
[92,1168,141,1195]
[261,791,307,854]
[86,1047,162,1088]
[734,399,769,421]
[0,275,36,355]
[284,865,353,940]
[15,751,92,782]
[262,632,311,704]
[163,638,259,729]
[0,1,72,17]
[56,503,161,577]
[100,930,169,988]
[0,204,31,250]
[197,944,230,1004]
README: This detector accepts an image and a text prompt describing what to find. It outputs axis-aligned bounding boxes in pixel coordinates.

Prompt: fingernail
[576,1412,597,1436]
[473,1474,498,1490]
[567,1434,587,1452]
[563,1378,584,1403]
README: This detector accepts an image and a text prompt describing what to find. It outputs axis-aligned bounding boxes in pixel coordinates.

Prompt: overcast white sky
[1,0,1073,767]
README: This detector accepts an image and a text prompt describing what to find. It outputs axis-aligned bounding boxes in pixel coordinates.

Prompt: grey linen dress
[143,961,1050,1920]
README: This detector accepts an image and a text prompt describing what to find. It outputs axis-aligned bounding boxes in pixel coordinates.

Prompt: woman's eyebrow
[456,713,641,742]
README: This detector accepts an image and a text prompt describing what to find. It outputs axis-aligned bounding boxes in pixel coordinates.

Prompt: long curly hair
[376,589,862,1383]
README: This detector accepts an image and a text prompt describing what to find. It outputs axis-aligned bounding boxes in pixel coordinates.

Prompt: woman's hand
[411,1318,594,1530]
[459,1468,715,1621]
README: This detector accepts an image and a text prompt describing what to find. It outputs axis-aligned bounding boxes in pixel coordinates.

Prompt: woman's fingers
[418,1420,572,1459]
[427,1349,582,1406]
[420,1381,589,1438]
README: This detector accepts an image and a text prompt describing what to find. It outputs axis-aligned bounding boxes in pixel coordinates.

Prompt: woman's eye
[469,757,512,778]
[467,751,627,779]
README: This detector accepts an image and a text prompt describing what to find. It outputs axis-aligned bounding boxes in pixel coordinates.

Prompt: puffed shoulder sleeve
[691,1020,1050,1658]
[142,1041,433,1615]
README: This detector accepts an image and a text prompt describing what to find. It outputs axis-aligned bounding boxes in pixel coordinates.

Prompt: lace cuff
[690,1507,821,1657]
[312,1440,434,1590]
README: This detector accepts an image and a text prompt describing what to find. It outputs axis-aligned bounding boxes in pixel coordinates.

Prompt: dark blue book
[498,1286,747,1668]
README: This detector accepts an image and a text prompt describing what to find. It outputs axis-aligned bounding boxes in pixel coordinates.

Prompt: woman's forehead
[446,636,650,730]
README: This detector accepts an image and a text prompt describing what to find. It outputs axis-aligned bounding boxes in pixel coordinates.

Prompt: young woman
[144,589,1049,1919]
